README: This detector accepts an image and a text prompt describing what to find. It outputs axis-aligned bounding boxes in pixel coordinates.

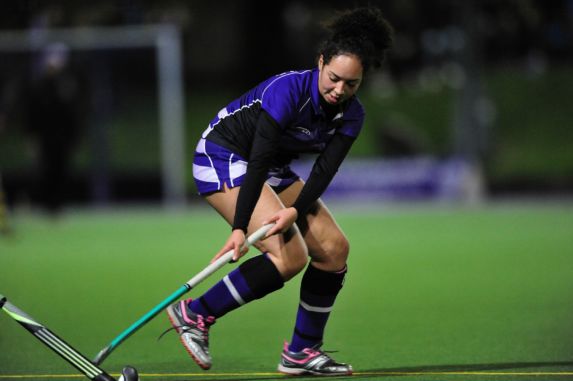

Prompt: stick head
[93,346,112,365]
[0,294,6,308]
[117,366,139,381]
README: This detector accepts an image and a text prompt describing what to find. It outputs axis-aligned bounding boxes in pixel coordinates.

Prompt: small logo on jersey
[295,126,311,136]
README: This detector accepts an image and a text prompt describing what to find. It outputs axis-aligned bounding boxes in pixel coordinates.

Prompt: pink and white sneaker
[166,299,215,369]
[278,341,353,376]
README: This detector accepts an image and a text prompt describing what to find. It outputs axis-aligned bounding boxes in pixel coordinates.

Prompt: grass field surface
[1,203,572,380]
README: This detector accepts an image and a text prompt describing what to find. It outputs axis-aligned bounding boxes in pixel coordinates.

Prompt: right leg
[167,183,308,369]
[189,183,308,318]
[205,183,309,280]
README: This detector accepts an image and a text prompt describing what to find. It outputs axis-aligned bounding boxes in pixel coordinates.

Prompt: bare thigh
[204,184,308,280]
[277,179,350,272]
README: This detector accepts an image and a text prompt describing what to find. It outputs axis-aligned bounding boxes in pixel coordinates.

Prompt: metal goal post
[0,24,186,208]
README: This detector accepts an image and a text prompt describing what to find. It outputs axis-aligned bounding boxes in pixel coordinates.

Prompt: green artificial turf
[1,203,572,380]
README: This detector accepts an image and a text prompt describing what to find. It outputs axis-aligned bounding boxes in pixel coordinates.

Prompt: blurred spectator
[0,111,10,235]
[24,43,85,215]
[0,173,10,235]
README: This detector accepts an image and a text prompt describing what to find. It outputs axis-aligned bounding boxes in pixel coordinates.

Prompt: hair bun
[321,7,394,71]
[330,8,392,50]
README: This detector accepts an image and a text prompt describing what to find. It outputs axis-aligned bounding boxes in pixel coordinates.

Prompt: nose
[334,81,345,95]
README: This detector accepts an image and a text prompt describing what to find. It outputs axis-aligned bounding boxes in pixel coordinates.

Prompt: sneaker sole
[277,364,352,377]
[166,306,211,370]
[278,364,307,375]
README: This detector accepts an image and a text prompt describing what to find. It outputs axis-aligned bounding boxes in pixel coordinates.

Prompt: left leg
[277,179,349,272]
[276,179,352,376]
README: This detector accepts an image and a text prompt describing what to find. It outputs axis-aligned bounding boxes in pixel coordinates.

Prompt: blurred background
[1,2,572,377]
[0,0,572,218]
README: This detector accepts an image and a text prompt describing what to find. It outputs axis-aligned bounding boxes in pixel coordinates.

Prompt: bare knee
[312,234,349,271]
[262,230,309,281]
[281,246,308,281]
[327,234,350,268]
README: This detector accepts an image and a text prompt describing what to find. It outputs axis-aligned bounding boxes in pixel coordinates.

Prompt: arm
[211,110,281,262]
[233,110,282,232]
[292,133,356,215]
[263,133,355,237]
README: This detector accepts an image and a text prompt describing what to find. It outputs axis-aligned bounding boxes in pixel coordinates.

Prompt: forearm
[232,110,282,232]
[292,133,355,215]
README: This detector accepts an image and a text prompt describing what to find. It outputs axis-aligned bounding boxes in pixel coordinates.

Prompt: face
[318,54,363,105]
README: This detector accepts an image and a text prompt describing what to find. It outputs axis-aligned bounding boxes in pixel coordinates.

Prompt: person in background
[0,105,11,235]
[24,43,84,216]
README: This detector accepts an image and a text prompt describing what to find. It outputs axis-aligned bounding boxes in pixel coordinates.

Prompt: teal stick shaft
[94,285,189,365]
[94,223,274,365]
[111,285,189,346]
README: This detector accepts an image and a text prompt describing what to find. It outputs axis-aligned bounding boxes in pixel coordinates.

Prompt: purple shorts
[193,138,300,195]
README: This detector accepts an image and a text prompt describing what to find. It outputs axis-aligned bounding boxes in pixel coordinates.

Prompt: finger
[262,215,280,225]
[210,243,233,263]
[210,250,227,264]
[232,243,242,262]
[265,224,283,238]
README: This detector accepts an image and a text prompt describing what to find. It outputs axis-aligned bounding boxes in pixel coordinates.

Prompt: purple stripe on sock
[189,267,255,318]
[290,305,330,352]
[289,265,347,353]
[228,268,255,301]
[189,281,239,318]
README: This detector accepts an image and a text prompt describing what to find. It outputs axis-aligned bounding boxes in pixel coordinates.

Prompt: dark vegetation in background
[0,0,572,205]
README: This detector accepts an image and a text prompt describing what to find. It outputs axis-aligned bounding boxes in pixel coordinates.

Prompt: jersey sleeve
[232,110,282,232]
[260,74,301,128]
[292,133,356,216]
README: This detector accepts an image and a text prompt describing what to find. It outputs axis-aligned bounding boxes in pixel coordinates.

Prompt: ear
[318,55,324,70]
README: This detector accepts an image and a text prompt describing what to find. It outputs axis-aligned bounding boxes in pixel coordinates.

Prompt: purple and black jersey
[195,67,365,231]
[203,68,364,166]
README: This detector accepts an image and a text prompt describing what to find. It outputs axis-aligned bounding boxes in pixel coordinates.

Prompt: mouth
[325,93,340,104]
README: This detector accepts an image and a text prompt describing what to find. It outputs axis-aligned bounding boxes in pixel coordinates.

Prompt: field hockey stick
[0,294,138,381]
[94,223,274,365]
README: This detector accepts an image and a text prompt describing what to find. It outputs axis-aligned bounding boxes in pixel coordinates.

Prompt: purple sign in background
[291,157,478,202]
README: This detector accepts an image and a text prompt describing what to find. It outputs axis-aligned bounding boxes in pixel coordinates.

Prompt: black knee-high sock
[189,253,284,318]
[289,263,347,352]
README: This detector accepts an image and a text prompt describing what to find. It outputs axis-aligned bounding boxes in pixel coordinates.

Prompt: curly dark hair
[319,7,394,72]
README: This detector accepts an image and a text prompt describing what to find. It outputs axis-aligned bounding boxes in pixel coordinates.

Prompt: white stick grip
[185,223,274,289]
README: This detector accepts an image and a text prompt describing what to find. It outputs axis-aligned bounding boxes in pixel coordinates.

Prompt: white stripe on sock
[223,275,245,305]
[300,300,333,313]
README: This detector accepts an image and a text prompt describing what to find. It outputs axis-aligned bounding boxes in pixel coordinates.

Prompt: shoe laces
[195,314,216,331]
[158,314,215,342]
[301,343,341,362]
